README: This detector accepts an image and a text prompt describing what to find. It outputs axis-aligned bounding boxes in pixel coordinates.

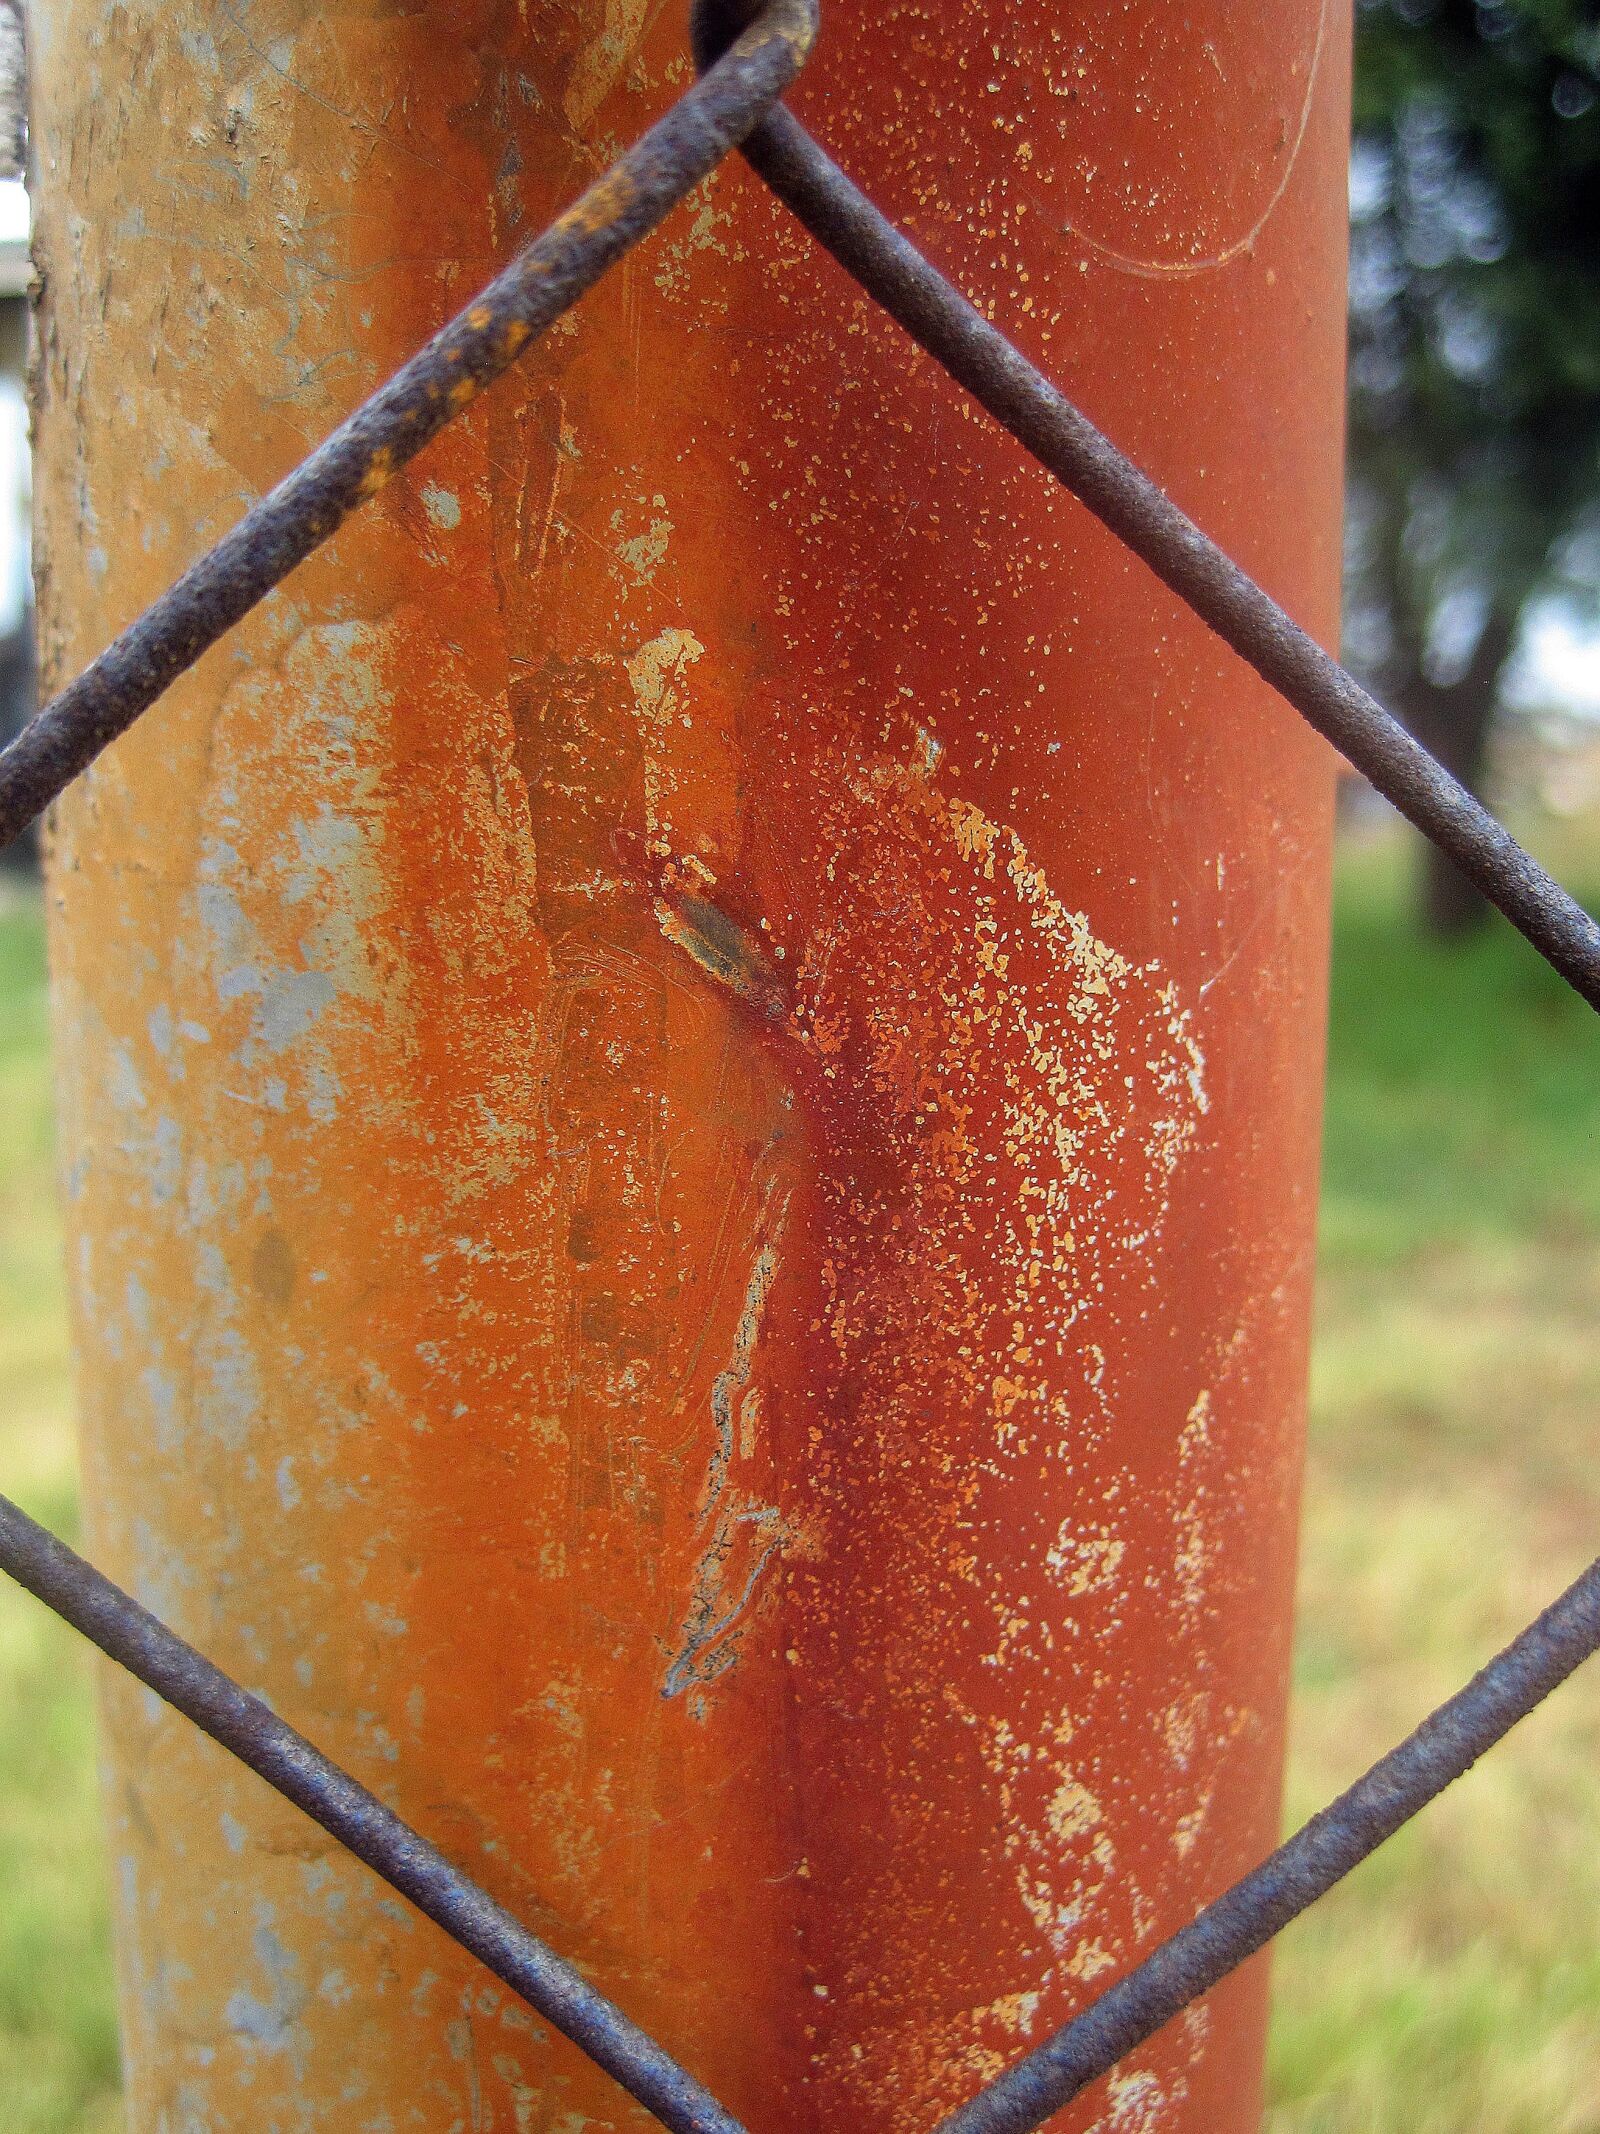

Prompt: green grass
[0,831,1597,2130]
[1267,826,1600,2134]
[0,881,120,2134]
[1319,837,1600,1263]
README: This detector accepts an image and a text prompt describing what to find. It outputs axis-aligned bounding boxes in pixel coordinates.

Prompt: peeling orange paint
[32,2,1348,2130]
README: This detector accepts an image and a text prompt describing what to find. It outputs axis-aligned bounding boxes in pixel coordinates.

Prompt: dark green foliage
[1346,1,1600,928]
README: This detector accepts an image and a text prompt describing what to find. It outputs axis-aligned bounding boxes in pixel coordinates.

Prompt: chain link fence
[2,3,1597,2127]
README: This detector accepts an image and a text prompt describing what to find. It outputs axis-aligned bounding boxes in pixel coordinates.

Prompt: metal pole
[31,3,1349,2126]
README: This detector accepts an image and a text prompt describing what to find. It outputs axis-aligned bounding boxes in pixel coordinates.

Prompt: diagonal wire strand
[671,18,1600,2120]
[693,46,1600,1011]
[0,12,828,2134]
[0,1493,753,2134]
[931,1552,1600,2134]
[0,0,818,854]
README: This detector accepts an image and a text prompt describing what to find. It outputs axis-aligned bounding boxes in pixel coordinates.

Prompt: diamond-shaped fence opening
[5,5,1599,2130]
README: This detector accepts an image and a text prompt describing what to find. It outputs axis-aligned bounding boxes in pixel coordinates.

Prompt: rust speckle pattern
[32,2,1347,2130]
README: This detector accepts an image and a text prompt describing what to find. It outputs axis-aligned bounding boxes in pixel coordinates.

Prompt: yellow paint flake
[1045,1773,1103,1844]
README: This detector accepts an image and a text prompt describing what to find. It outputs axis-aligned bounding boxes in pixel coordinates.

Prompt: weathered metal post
[31,2,1348,2127]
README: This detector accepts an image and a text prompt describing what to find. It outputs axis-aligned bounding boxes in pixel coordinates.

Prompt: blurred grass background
[0,879,120,2133]
[1267,818,1600,2134]
[0,820,1597,2131]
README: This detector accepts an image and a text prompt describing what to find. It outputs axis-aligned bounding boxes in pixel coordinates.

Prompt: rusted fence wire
[2,2,1597,2127]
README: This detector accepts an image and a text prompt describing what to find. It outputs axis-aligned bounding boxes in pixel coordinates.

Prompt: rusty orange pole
[33,3,1348,2128]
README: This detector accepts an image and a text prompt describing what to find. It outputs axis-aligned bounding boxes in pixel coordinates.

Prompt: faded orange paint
[32,3,1348,2131]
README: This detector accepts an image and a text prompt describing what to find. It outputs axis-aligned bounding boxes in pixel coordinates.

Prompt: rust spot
[358,446,396,497]
[551,162,638,243]
[653,889,789,1024]
[251,1227,296,1309]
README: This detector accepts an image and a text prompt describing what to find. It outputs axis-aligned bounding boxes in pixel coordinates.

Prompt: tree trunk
[1404,606,1520,937]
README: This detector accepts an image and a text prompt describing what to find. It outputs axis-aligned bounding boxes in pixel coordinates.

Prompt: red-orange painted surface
[33,3,1349,2129]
